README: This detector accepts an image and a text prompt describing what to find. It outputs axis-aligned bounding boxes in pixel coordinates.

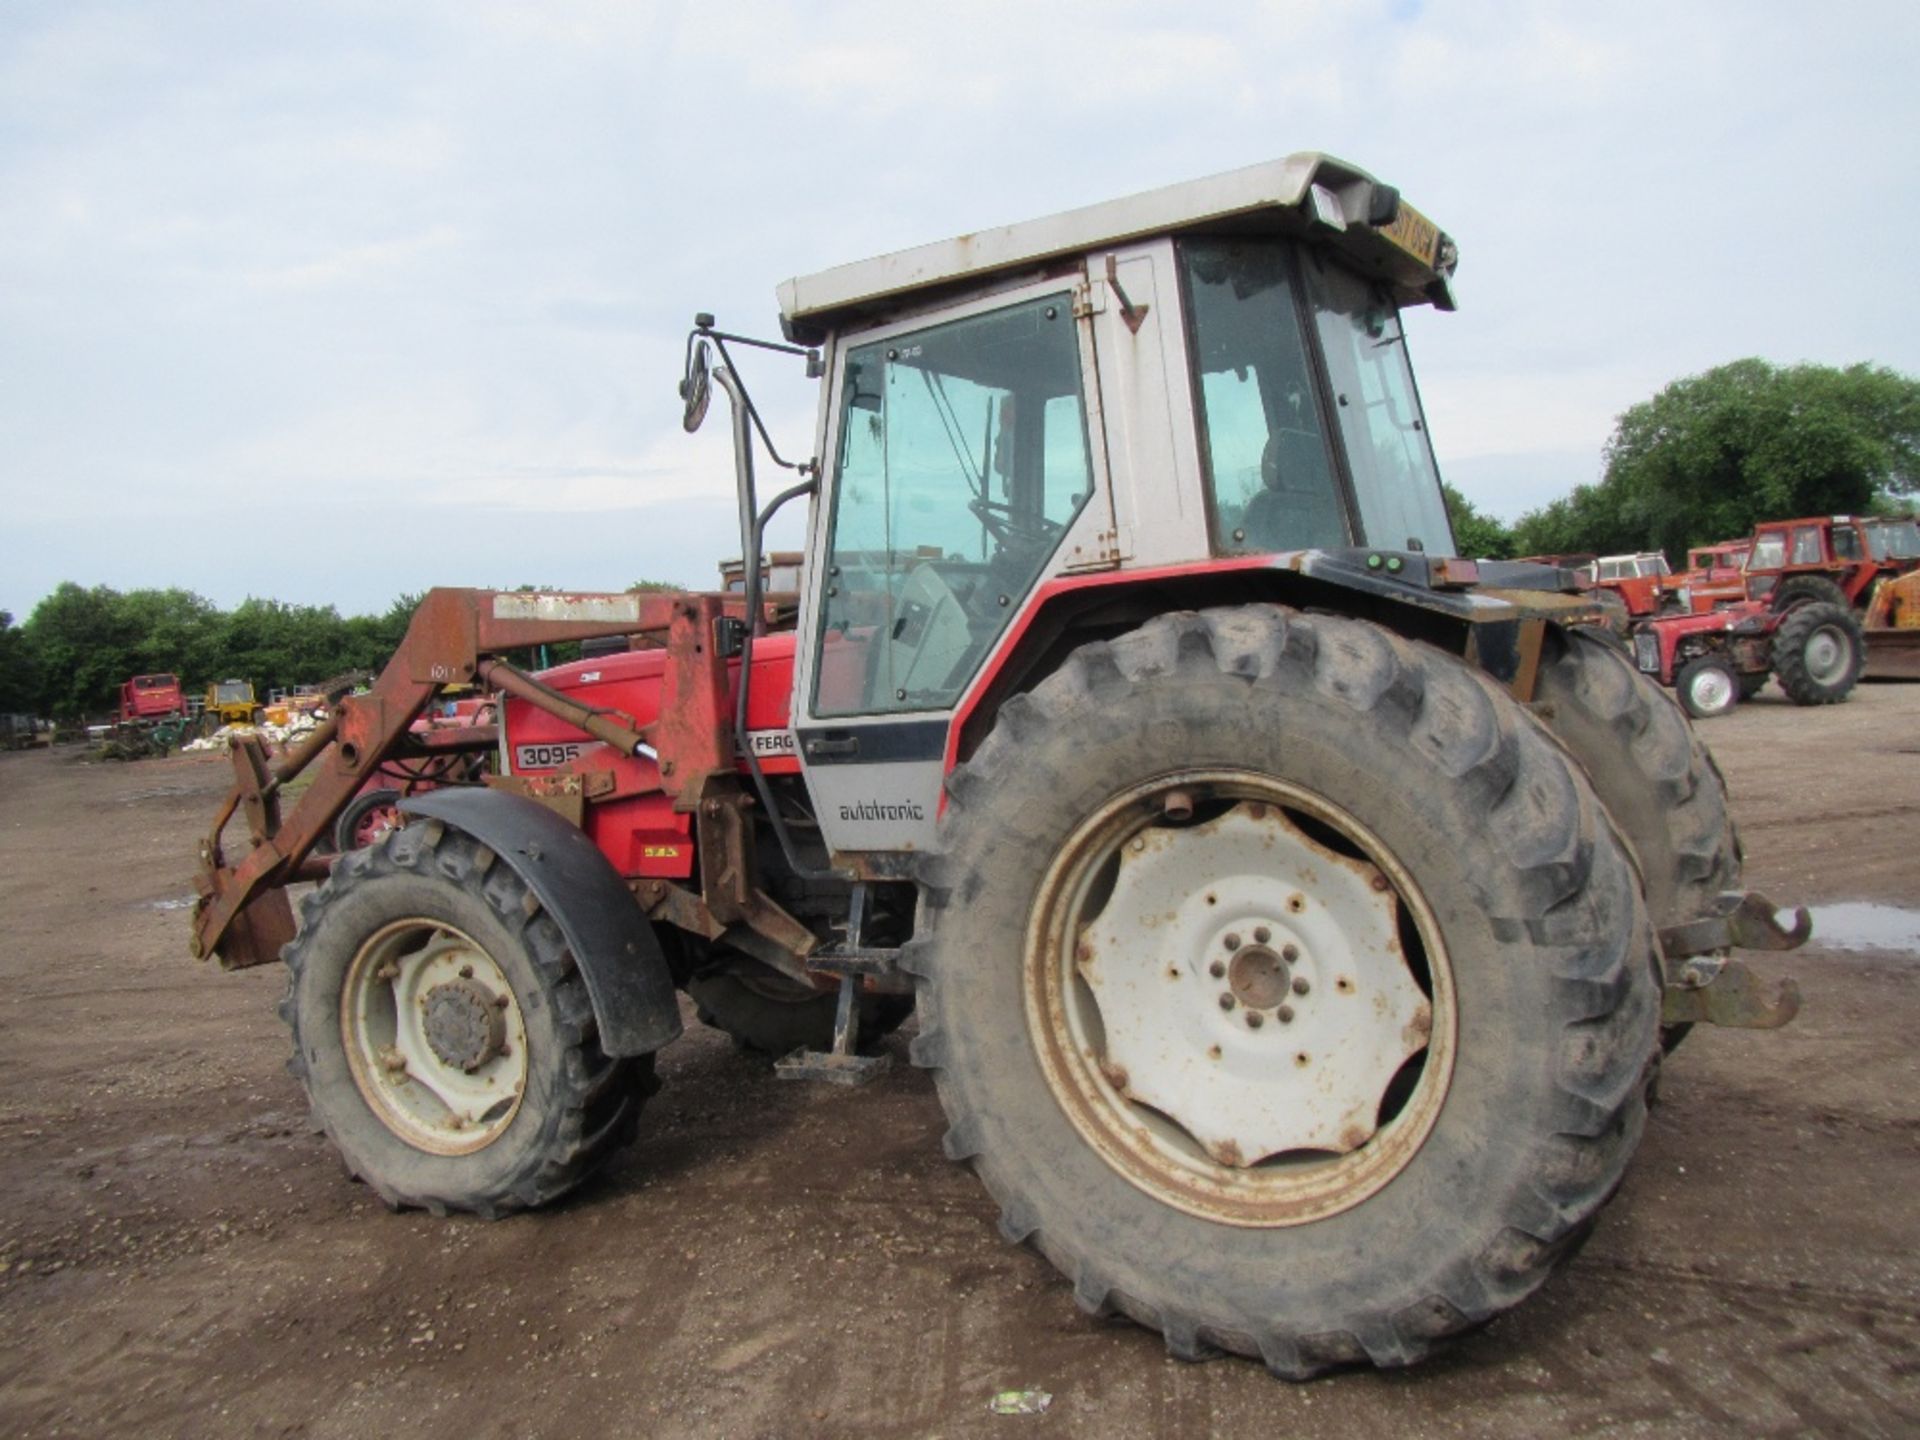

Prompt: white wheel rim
[1689,666,1735,713]
[341,919,529,1155]
[1803,627,1848,684]
[1027,772,1455,1228]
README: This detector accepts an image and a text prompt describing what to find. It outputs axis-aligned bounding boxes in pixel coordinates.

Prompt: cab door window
[1791,526,1824,565]
[1179,242,1349,554]
[815,294,1092,717]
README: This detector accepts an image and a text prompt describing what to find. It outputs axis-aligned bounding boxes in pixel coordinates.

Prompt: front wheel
[913,607,1659,1376]
[282,824,647,1216]
[1675,656,1739,719]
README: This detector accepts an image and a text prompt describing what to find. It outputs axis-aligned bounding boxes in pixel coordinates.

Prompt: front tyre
[1675,656,1739,719]
[282,822,647,1217]
[912,608,1659,1376]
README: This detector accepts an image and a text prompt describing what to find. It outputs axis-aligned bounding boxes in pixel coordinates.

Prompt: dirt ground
[1,685,1916,1439]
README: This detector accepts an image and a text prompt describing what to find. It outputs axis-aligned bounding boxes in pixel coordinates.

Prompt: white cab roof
[777,152,1456,341]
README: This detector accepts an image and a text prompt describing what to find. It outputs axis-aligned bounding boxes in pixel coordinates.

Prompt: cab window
[1301,249,1455,556]
[814,294,1092,717]
[1790,526,1823,565]
[1180,242,1348,554]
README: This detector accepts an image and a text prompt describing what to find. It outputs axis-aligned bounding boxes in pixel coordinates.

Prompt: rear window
[135,675,177,689]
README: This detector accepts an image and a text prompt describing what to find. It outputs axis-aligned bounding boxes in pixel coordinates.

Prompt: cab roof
[777,152,1458,344]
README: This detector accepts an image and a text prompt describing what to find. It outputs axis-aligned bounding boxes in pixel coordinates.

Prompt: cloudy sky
[3,1,1916,619]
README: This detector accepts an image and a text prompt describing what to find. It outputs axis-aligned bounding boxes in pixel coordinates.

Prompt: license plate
[1377,202,1440,269]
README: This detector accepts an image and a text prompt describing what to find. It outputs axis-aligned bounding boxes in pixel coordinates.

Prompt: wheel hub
[1073,801,1432,1166]
[1804,628,1845,683]
[341,923,529,1155]
[422,976,506,1072]
[1226,943,1291,1010]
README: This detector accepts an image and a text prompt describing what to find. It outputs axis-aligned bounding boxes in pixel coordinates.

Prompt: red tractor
[1742,514,1920,612]
[190,154,1808,1378]
[118,673,186,723]
[1631,597,1865,717]
[1588,551,1676,617]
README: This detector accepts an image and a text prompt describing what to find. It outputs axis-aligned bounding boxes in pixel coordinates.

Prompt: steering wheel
[970,495,1065,551]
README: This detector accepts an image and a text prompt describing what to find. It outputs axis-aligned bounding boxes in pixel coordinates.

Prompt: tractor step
[774,1047,892,1087]
[773,961,893,1087]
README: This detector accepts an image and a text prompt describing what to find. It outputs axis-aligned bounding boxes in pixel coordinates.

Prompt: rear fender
[399,788,681,1058]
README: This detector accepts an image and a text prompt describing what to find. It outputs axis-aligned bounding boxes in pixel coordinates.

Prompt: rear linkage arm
[190,587,756,970]
[1658,891,1810,1029]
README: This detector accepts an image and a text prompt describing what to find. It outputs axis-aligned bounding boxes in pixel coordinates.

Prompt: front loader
[192,153,1808,1377]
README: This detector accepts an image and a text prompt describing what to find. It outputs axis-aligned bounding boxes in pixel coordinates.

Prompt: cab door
[790,278,1110,856]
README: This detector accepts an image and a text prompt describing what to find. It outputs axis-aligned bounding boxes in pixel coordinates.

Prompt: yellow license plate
[1377,202,1440,269]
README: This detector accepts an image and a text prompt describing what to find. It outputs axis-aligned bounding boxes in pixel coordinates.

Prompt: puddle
[1809,903,1920,956]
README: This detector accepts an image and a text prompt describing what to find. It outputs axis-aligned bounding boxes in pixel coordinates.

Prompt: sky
[3,0,1917,620]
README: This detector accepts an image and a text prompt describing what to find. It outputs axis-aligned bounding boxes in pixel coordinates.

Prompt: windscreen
[1299,248,1456,556]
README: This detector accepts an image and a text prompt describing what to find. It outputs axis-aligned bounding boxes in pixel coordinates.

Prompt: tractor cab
[753,154,1564,855]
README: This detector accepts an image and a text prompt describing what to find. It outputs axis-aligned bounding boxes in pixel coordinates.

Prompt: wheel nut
[459,965,474,979]
[1223,933,1241,951]
[1209,959,1226,979]
[1254,926,1271,945]
[1292,976,1310,996]
[1277,1004,1295,1023]
[1218,994,1236,1011]
[1247,1012,1265,1029]
[1282,943,1299,963]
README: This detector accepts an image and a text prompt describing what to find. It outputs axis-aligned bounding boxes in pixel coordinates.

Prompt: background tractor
[189,154,1807,1378]
[201,677,265,734]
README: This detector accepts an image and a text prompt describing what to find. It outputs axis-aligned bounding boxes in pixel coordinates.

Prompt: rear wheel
[1768,575,1848,613]
[282,823,647,1216]
[913,607,1658,1376]
[1532,625,1741,931]
[1674,656,1739,719]
[1772,602,1863,705]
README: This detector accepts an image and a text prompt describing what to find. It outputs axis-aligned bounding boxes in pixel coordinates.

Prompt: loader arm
[190,586,747,969]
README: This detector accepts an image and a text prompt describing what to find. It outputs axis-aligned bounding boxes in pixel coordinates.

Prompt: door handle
[806,736,860,758]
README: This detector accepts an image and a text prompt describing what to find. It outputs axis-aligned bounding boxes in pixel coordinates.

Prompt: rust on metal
[1659,890,1813,961]
[1661,960,1802,1029]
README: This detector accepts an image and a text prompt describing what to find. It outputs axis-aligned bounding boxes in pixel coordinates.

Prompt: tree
[1517,359,1920,562]
[1440,484,1514,560]
[0,611,39,713]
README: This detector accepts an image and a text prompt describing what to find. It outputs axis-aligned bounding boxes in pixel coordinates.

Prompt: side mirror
[680,339,713,433]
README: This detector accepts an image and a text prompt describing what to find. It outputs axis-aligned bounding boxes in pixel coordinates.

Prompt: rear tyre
[282,822,647,1216]
[912,607,1659,1376]
[1674,656,1739,719]
[1772,602,1863,705]
[688,962,913,1056]
[1532,625,1741,931]
[1768,575,1848,613]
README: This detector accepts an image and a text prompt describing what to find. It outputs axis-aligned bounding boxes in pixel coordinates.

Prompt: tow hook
[1658,891,1809,1029]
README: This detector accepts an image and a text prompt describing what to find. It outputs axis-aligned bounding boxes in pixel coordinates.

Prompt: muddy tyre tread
[909,606,1659,1378]
[280,822,646,1217]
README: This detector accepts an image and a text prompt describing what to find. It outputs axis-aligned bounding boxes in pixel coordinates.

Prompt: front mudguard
[400,788,682,1058]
